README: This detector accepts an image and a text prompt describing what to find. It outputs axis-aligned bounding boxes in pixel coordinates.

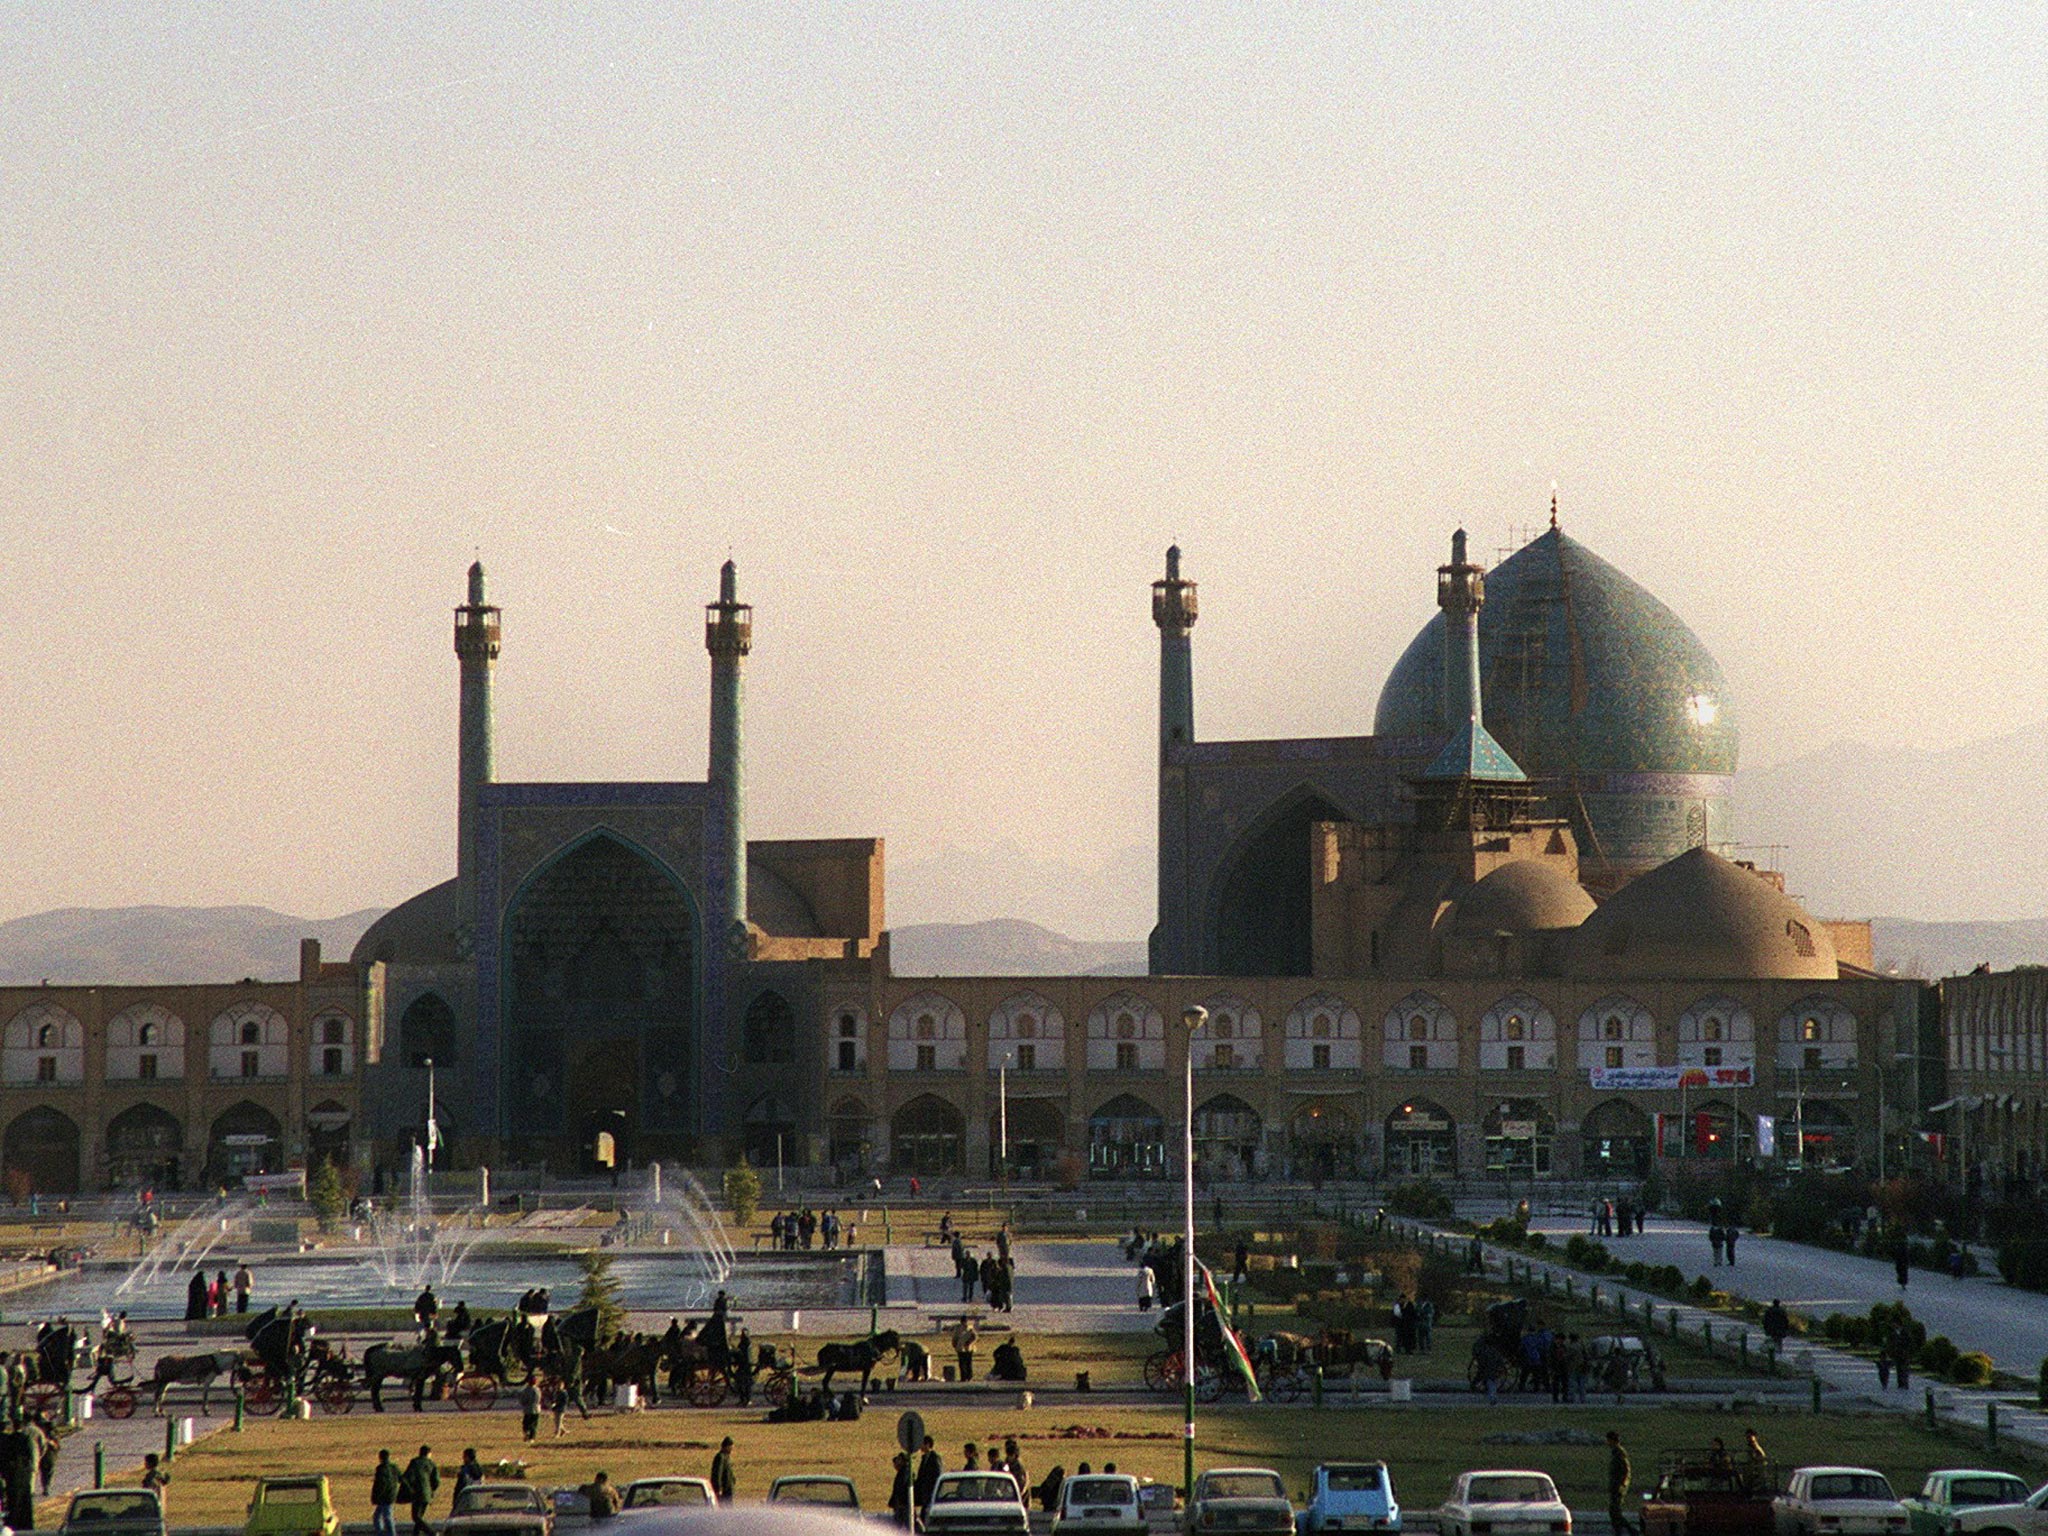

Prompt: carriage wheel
[1194,1363,1223,1403]
[316,1378,356,1415]
[453,1373,497,1413]
[1264,1367,1303,1404]
[100,1385,138,1420]
[685,1373,727,1408]
[25,1383,62,1417]
[244,1374,280,1414]
[1142,1350,1178,1393]
[762,1371,791,1408]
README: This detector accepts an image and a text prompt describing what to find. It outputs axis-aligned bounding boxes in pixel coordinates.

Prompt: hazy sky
[3,5,2044,936]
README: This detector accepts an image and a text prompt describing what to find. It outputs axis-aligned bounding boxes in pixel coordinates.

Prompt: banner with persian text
[1589,1065,1754,1091]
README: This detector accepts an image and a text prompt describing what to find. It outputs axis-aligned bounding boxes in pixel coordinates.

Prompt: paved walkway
[1524,1215,2048,1370]
[883,1240,1150,1334]
[1408,1219,2048,1458]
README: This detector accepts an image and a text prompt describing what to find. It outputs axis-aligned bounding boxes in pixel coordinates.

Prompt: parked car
[1903,1474,2036,1536]
[1186,1468,1293,1536]
[58,1489,166,1536]
[923,1472,1028,1535]
[619,1479,718,1512]
[442,1485,554,1536]
[1437,1471,1572,1536]
[766,1478,862,1513]
[1773,1468,1910,1536]
[1892,1474,2039,1536]
[1052,1473,1145,1535]
[1641,1449,1779,1536]
[245,1478,342,1536]
[1300,1462,1400,1534]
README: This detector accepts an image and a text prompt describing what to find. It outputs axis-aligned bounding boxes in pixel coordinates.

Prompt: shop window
[241,1050,260,1078]
[1605,1045,1624,1068]
[1408,1044,1426,1069]
[323,1048,344,1076]
[1507,1045,1526,1070]
[1314,1044,1332,1070]
[916,1044,936,1071]
[1116,1042,1138,1071]
[140,1055,158,1081]
[37,1056,56,1082]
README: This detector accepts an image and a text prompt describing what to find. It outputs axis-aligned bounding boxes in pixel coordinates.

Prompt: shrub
[1917,1335,1961,1376]
[575,1250,627,1343]
[1690,1275,1715,1300]
[308,1160,346,1230]
[1525,1231,1548,1250]
[1564,1235,1614,1272]
[1952,1352,1995,1387]
[1386,1180,1453,1219]
[723,1162,762,1227]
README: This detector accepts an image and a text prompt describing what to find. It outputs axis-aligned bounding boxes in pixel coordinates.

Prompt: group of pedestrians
[1590,1197,1646,1237]
[889,1434,1035,1529]
[769,1209,850,1249]
[948,1223,1015,1311]
[182,1260,254,1319]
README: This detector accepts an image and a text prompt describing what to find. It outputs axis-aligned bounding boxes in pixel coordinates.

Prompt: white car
[618,1478,718,1512]
[924,1472,1028,1535]
[1438,1471,1572,1536]
[1775,1468,1910,1536]
[1053,1473,1146,1535]
[1186,1469,1294,1536]
[1945,1483,2048,1536]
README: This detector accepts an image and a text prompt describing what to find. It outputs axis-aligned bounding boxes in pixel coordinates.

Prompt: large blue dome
[1375,527,1738,878]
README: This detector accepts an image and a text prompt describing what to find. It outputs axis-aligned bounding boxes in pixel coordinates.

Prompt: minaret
[453,561,501,946]
[1153,544,1198,751]
[1438,528,1483,732]
[705,559,752,955]
[1151,545,1197,970]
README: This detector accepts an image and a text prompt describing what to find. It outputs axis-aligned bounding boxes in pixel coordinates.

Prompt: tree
[308,1160,346,1230]
[576,1249,626,1343]
[724,1162,761,1228]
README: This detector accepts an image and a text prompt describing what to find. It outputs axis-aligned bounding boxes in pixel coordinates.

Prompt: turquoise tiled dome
[1374,528,1738,778]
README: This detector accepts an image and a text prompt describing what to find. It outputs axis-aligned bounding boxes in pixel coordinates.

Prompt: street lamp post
[424,1056,436,1173]
[1180,1004,1207,1506]
[999,1053,1011,1196]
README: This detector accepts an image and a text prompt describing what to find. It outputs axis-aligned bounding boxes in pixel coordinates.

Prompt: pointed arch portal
[1211,789,1348,977]
[503,831,700,1161]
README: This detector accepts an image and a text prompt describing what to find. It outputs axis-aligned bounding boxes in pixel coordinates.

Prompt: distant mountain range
[0,904,2031,987]
[7,705,2048,992]
[889,919,1147,977]
[0,905,384,985]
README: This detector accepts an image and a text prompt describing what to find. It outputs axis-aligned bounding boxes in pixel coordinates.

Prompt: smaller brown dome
[351,879,460,967]
[1450,861,1596,935]
[1565,847,1836,980]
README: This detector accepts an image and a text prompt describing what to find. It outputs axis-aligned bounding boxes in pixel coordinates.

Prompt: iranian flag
[1199,1261,1262,1403]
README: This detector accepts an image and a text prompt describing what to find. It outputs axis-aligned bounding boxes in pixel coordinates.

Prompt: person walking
[141,1452,170,1500]
[913,1436,942,1521]
[1137,1264,1156,1312]
[401,1445,439,1536]
[1724,1225,1739,1266]
[1894,1239,1912,1288]
[234,1261,254,1314]
[888,1452,913,1529]
[1606,1430,1635,1536]
[1708,1224,1725,1266]
[709,1437,737,1504]
[1876,1350,1892,1389]
[517,1380,541,1443]
[951,1317,978,1383]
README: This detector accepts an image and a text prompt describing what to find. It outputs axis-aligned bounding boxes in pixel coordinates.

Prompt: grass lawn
[114,1397,2043,1528]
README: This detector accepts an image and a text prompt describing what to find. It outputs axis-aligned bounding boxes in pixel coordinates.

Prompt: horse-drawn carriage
[1250,1328,1395,1401]
[22,1322,144,1420]
[1143,1299,1251,1403]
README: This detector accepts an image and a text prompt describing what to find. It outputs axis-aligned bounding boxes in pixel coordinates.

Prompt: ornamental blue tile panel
[1421,720,1529,782]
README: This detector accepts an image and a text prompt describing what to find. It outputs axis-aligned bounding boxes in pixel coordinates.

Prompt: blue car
[1300,1463,1401,1535]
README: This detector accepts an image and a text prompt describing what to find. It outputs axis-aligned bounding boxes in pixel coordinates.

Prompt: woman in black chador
[185,1268,211,1321]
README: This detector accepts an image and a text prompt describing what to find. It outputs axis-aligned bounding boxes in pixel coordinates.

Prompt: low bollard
[1703,1321,1713,1348]
[1811,1378,1823,1414]
[94,1442,105,1489]
[235,1386,246,1432]
[165,1415,177,1463]
[1988,1403,1998,1450]
[1739,1332,1748,1364]
[1926,1387,1937,1429]
[1643,1298,1653,1327]
[1591,1284,1600,1310]
[1313,1365,1324,1409]
[1565,1276,1575,1299]
[1669,1309,1680,1338]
